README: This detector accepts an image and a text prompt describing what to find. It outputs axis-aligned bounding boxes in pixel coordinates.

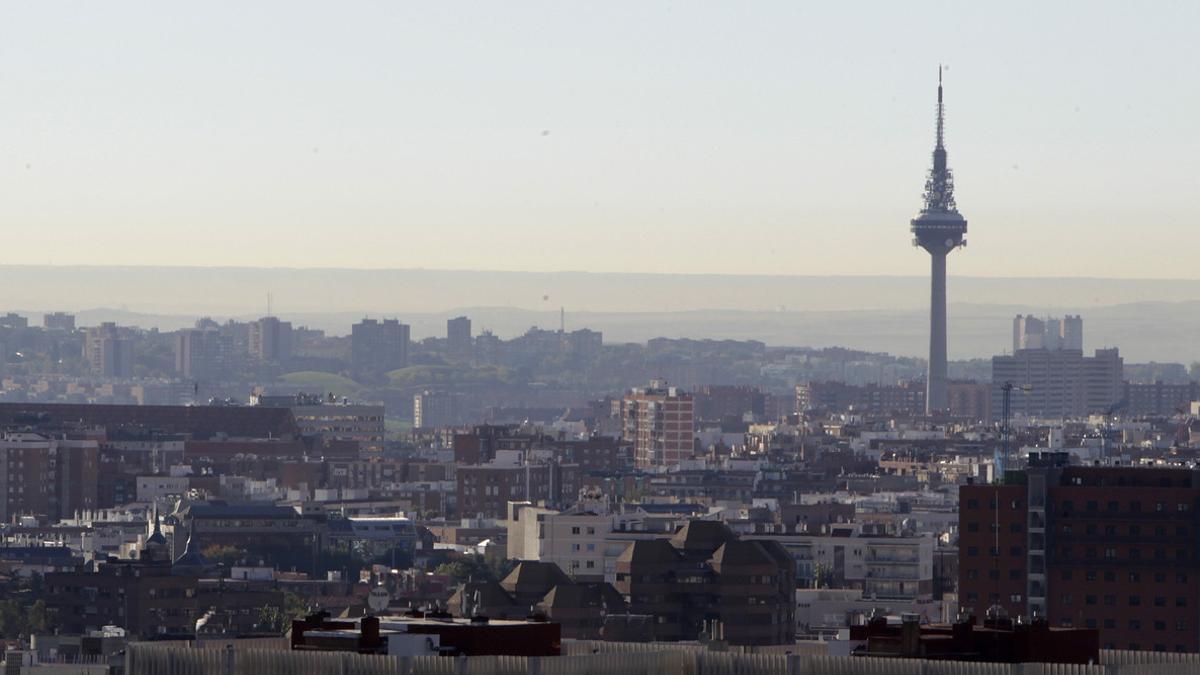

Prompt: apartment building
[622,381,695,468]
[960,454,1200,652]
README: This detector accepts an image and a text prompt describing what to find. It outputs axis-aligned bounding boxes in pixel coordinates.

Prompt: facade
[84,322,134,378]
[507,503,612,582]
[1014,315,1083,352]
[910,71,967,414]
[991,348,1123,419]
[291,403,386,452]
[175,328,233,380]
[456,460,581,520]
[613,521,795,645]
[43,312,76,331]
[0,433,99,522]
[351,318,410,373]
[622,381,695,468]
[1124,381,1200,417]
[446,316,472,361]
[947,381,992,421]
[248,316,293,362]
[414,390,461,429]
[960,456,1200,652]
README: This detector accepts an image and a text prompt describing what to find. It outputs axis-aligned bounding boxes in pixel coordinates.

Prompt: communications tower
[911,68,968,414]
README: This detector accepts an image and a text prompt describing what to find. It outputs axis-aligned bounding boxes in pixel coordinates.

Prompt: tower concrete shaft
[927,250,948,412]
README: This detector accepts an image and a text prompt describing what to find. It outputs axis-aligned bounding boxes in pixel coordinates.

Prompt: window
[1131,501,1141,513]
[967,570,978,580]
[1104,548,1117,559]
[967,499,979,509]
[1010,546,1022,556]
[1062,571,1073,581]
[1086,570,1097,582]
[571,526,580,535]
[989,570,1000,581]
[1130,619,1142,630]
[1179,503,1190,512]
[1177,597,1188,607]
[1086,618,1097,629]
[1061,594,1073,605]
[1103,595,1115,606]
[1086,595,1098,606]
[1155,573,1167,583]
[1178,620,1188,631]
[1157,502,1167,512]
[1087,501,1098,512]
[967,546,979,557]
[1104,619,1116,629]
[1129,596,1141,606]
[968,523,979,532]
[1155,621,1167,631]
[1010,594,1022,603]
[1130,524,1141,535]
[1155,597,1166,607]
[1009,569,1022,581]
[1178,527,1188,537]
[1010,522,1022,533]
[1131,572,1142,583]
[1104,571,1116,582]
[1179,573,1189,584]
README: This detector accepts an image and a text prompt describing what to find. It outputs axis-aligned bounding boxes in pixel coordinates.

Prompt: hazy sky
[2,2,1198,278]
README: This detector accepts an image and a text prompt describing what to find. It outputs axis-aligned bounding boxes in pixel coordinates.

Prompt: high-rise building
[175,328,233,380]
[960,455,1200,652]
[351,318,409,373]
[446,316,472,360]
[413,390,461,429]
[991,347,1122,419]
[84,322,134,378]
[248,316,293,362]
[42,311,76,332]
[0,433,98,522]
[910,68,968,415]
[1013,315,1084,352]
[622,381,695,468]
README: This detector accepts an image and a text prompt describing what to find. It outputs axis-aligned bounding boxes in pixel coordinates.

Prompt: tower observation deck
[911,68,968,414]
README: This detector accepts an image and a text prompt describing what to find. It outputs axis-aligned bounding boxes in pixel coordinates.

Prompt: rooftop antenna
[560,306,565,334]
[267,292,273,318]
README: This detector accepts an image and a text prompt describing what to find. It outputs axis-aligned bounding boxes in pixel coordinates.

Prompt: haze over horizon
[3,2,1199,278]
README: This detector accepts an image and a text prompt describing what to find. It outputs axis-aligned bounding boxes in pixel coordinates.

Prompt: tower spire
[936,65,944,149]
[921,67,957,215]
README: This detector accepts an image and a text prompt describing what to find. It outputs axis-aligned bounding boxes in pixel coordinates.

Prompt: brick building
[456,460,581,520]
[622,381,695,468]
[613,521,794,645]
[960,454,1200,652]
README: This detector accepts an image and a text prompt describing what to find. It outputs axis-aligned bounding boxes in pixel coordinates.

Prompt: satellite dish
[367,586,390,614]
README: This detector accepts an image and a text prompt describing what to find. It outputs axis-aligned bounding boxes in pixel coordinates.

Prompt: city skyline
[2,2,1199,277]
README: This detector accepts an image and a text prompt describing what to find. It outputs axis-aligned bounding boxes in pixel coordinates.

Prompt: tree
[202,544,248,567]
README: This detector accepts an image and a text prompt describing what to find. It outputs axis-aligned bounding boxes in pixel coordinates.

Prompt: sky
[1,2,1198,278]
